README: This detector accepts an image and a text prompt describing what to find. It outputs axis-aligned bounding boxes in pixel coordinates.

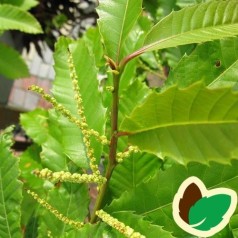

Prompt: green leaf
[52,37,74,113]
[212,225,234,238]
[21,109,68,171]
[120,82,238,164]
[53,37,106,168]
[0,4,42,33]
[19,144,43,190]
[69,40,106,144]
[52,38,86,168]
[20,108,49,145]
[107,160,238,237]
[109,152,162,198]
[119,80,150,123]
[19,145,43,235]
[0,127,22,238]
[21,190,41,236]
[39,184,89,237]
[65,223,115,237]
[166,38,238,88]
[112,211,175,238]
[119,16,152,93]
[59,116,89,169]
[66,212,174,238]
[83,27,104,67]
[97,0,142,63]
[162,44,196,69]
[41,111,68,171]
[0,42,29,79]
[117,80,151,152]
[189,195,232,231]
[137,1,238,55]
[0,0,38,10]
[230,214,238,237]
[21,107,85,171]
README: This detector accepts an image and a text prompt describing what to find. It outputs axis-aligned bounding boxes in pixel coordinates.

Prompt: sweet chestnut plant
[1,0,238,237]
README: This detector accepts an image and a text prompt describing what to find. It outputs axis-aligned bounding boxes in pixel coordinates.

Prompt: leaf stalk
[90,72,120,223]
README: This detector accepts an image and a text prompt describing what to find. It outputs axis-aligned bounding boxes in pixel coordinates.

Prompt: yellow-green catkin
[96,210,145,238]
[47,230,53,238]
[106,86,114,92]
[34,168,106,185]
[67,51,102,175]
[28,85,108,145]
[116,146,139,163]
[27,190,84,230]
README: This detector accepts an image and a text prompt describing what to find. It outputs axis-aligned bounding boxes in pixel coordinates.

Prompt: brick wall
[7,43,54,111]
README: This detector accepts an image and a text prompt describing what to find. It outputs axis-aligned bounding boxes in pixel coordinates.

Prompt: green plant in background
[0,0,42,79]
[1,0,238,237]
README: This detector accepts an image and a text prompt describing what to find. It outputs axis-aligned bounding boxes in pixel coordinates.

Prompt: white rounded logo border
[172,176,237,237]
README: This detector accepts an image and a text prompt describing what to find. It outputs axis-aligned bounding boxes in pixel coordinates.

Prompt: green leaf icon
[189,194,231,231]
[173,177,237,237]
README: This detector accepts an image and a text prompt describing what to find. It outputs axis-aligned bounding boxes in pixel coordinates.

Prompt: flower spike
[27,190,84,230]
[96,210,145,238]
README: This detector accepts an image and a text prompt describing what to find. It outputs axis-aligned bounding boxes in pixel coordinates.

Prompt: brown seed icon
[179,182,202,223]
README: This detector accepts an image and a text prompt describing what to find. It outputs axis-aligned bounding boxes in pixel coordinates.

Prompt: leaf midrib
[208,59,238,87]
[116,0,129,63]
[143,23,238,52]
[0,169,12,238]
[126,120,238,134]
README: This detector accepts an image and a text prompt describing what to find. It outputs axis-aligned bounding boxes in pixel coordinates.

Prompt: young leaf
[0,127,22,238]
[0,42,29,79]
[53,37,106,167]
[52,38,87,168]
[107,160,238,237]
[0,4,42,33]
[19,145,43,235]
[117,80,151,152]
[69,39,106,143]
[40,111,68,171]
[124,0,238,62]
[21,109,68,171]
[83,27,104,67]
[109,152,162,198]
[19,144,43,190]
[119,80,150,123]
[166,38,238,88]
[111,211,175,238]
[20,108,49,145]
[23,202,40,238]
[120,82,238,165]
[97,0,142,63]
[65,222,116,237]
[39,184,89,237]
[58,116,88,169]
[119,16,152,93]
[144,0,238,51]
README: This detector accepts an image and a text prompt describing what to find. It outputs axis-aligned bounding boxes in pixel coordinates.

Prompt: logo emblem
[172,177,237,237]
